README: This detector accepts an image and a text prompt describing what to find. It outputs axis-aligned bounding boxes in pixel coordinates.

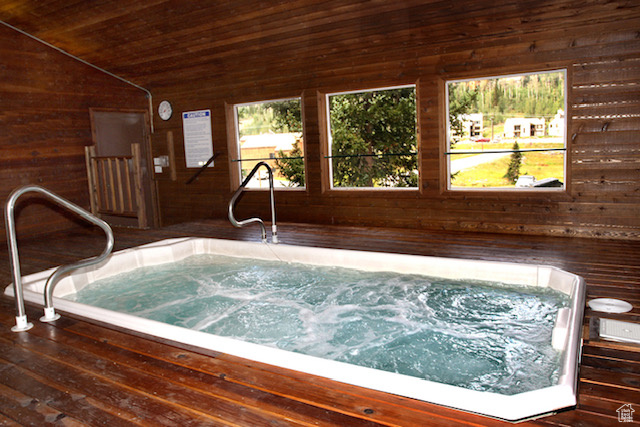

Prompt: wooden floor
[0,220,638,426]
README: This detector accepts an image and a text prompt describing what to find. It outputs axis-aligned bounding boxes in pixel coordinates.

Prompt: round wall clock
[158,100,173,120]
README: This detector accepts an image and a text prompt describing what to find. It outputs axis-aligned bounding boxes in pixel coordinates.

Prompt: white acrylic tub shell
[5,237,586,422]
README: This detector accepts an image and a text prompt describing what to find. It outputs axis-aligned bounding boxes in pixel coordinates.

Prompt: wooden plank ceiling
[1,0,426,87]
[0,0,629,89]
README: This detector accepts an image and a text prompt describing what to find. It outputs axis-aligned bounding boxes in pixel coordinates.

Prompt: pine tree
[504,141,522,184]
[448,85,479,147]
[275,141,305,187]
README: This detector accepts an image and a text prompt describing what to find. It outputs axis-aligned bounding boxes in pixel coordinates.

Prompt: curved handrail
[228,162,278,244]
[5,185,114,331]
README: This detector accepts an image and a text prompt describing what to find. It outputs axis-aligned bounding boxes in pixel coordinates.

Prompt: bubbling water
[70,254,569,395]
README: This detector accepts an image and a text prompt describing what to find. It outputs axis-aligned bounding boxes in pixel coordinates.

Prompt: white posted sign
[182,110,213,168]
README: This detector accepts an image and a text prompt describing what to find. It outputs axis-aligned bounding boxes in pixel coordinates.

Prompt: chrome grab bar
[228,161,278,244]
[5,185,114,331]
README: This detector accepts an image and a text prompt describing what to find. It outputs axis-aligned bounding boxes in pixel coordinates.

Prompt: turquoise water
[68,254,569,395]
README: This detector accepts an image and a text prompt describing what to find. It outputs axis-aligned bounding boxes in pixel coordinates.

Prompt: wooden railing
[85,143,147,228]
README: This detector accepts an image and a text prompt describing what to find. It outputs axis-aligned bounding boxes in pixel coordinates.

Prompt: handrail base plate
[40,307,61,322]
[12,315,33,332]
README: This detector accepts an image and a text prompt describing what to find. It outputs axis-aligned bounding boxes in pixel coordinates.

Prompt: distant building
[504,117,545,138]
[461,113,483,138]
[548,109,565,137]
[239,132,303,178]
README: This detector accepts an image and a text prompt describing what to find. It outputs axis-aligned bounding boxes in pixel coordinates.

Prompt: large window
[233,98,305,189]
[326,85,418,189]
[446,70,567,190]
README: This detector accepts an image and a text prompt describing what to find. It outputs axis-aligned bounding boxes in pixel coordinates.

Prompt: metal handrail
[185,151,221,184]
[5,185,114,331]
[228,162,278,244]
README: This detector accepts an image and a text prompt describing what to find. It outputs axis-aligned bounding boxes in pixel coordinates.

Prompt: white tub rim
[5,237,586,422]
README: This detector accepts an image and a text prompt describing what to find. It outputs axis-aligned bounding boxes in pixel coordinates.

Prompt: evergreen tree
[448,86,478,147]
[273,90,417,188]
[504,141,523,184]
[275,141,305,187]
[270,99,302,133]
[265,99,305,187]
[328,88,417,187]
[448,71,564,124]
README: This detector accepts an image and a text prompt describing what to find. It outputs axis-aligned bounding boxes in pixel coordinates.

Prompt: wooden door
[89,109,158,228]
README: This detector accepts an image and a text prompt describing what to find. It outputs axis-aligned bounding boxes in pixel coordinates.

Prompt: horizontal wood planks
[1,1,639,241]
[0,220,638,425]
[0,24,149,244]
[142,1,639,240]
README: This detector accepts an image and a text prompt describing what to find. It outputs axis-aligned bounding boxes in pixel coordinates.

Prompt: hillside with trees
[448,71,565,126]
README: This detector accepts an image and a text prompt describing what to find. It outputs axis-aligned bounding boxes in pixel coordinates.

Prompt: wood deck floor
[1,220,638,426]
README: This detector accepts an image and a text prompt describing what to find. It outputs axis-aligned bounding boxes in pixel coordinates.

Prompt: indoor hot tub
[5,237,586,421]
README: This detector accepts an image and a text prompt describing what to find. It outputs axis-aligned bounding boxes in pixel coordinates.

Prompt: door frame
[89,107,160,228]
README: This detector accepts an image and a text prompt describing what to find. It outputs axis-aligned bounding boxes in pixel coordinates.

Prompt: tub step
[599,318,640,344]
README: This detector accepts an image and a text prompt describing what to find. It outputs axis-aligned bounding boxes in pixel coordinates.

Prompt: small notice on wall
[182,109,213,168]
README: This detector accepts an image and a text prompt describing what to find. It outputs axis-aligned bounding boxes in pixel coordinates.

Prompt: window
[326,85,418,189]
[446,70,567,190]
[233,98,305,188]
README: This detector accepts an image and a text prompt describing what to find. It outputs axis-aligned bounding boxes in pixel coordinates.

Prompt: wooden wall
[149,0,639,240]
[2,0,638,242]
[0,24,149,244]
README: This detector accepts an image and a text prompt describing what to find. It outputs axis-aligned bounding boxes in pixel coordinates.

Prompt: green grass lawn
[451,150,565,188]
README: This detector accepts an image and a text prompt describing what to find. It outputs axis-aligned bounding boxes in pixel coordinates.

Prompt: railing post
[228,162,278,244]
[4,185,114,331]
[5,187,35,332]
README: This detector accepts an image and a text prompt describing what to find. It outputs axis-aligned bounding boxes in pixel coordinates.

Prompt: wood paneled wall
[150,0,639,240]
[3,0,638,241]
[0,25,149,244]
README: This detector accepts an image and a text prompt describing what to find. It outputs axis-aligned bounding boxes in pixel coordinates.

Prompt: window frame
[228,96,307,191]
[323,84,420,191]
[443,69,569,193]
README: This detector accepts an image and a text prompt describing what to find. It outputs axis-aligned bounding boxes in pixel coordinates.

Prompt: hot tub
[5,237,586,421]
